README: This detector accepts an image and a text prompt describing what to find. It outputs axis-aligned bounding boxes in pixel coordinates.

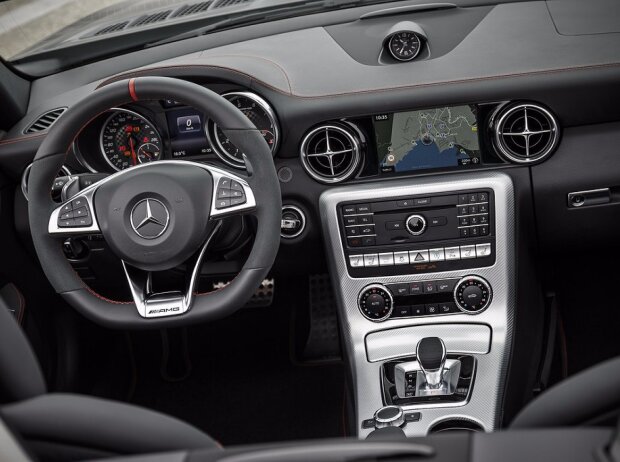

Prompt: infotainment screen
[373,105,481,174]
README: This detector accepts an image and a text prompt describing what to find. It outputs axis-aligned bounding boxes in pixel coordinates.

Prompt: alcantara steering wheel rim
[28,76,281,329]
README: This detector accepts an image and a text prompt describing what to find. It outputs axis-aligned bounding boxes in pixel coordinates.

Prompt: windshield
[0,0,382,62]
[0,0,132,59]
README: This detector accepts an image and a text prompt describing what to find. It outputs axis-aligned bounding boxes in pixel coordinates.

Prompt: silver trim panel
[366,324,491,362]
[319,171,515,437]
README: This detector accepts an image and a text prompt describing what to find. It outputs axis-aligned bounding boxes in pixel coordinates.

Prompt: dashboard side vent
[94,21,129,36]
[492,103,560,164]
[23,108,67,134]
[172,2,212,17]
[300,124,362,184]
[130,10,172,27]
[211,0,251,8]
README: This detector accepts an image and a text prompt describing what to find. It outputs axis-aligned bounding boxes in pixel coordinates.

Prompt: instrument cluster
[73,89,279,173]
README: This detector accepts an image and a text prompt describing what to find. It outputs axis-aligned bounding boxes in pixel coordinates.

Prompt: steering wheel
[28,77,281,328]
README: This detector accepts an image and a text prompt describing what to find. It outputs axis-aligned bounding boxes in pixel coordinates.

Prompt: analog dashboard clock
[387,31,422,62]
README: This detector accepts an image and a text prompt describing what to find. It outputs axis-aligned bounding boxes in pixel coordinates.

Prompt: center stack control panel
[338,190,495,277]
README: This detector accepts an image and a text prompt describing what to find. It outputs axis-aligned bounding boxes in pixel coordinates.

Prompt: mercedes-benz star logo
[130,198,170,239]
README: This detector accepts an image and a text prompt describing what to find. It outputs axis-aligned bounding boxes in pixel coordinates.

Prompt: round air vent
[300,124,361,184]
[492,103,560,164]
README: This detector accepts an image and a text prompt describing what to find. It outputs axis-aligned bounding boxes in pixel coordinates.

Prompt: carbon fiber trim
[319,172,515,437]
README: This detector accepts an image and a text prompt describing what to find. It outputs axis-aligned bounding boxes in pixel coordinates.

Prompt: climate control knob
[454,276,492,314]
[358,284,394,321]
[406,214,427,236]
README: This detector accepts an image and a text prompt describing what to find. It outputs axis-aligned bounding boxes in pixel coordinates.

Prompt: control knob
[373,405,405,428]
[358,284,394,321]
[454,276,492,314]
[406,214,427,236]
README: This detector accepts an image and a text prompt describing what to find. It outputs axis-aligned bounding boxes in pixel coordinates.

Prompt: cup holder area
[429,419,484,434]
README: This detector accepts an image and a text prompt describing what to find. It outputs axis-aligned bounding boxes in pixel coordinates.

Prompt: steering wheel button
[60,211,74,220]
[58,219,76,228]
[230,180,243,191]
[217,189,233,199]
[73,207,89,218]
[230,197,246,206]
[215,199,231,209]
[218,177,231,189]
[61,203,73,213]
[71,197,86,209]
[230,189,244,198]
[75,216,92,227]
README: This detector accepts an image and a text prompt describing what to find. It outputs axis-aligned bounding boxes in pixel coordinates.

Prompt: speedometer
[208,92,279,168]
[100,109,163,171]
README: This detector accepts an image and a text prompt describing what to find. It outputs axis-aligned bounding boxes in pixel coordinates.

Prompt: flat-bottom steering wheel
[28,77,281,328]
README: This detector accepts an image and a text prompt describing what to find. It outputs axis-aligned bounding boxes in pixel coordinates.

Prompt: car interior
[1,0,620,460]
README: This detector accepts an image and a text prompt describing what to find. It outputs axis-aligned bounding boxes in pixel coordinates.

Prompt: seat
[511,356,620,429]
[0,284,219,461]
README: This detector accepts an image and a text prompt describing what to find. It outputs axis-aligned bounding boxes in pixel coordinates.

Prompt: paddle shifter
[416,337,447,389]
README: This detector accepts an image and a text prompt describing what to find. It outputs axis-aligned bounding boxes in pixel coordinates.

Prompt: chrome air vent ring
[491,102,560,164]
[300,124,361,184]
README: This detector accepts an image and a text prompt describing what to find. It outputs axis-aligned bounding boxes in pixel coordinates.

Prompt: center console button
[395,306,411,317]
[386,221,405,231]
[425,304,439,315]
[476,244,492,257]
[445,247,461,260]
[343,205,356,215]
[411,305,425,315]
[460,245,476,259]
[362,236,376,246]
[410,250,429,263]
[423,282,436,293]
[394,251,410,265]
[359,215,373,224]
[410,282,423,294]
[392,283,410,296]
[356,204,371,213]
[360,226,375,235]
[437,280,456,293]
[363,254,379,267]
[429,248,445,261]
[429,216,447,227]
[378,253,395,266]
[349,255,364,267]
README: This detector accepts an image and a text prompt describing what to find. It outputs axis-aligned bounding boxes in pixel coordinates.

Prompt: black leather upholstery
[2,394,219,460]
[0,283,218,460]
[511,356,620,428]
[0,285,46,404]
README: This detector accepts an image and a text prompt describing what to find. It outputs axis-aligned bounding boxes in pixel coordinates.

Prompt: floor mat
[129,293,346,446]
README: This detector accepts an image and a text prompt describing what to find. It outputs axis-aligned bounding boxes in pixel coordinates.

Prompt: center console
[319,171,515,437]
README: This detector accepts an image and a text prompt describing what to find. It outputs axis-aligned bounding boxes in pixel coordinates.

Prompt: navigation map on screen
[374,106,481,173]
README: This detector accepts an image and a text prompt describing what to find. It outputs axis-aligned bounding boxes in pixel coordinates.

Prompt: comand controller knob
[373,405,405,428]
[358,284,394,322]
[454,276,492,314]
[406,214,427,236]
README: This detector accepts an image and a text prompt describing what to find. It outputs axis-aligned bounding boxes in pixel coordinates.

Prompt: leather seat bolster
[511,356,620,428]
[1,394,220,456]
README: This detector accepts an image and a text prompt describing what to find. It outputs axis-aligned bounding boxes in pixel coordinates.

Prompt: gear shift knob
[416,337,447,389]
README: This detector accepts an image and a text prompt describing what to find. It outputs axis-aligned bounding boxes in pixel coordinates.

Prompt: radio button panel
[339,190,495,277]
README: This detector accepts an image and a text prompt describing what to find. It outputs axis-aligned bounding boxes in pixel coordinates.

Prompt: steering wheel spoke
[123,220,222,318]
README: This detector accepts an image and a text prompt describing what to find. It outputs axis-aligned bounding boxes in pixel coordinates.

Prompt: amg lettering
[148,307,181,314]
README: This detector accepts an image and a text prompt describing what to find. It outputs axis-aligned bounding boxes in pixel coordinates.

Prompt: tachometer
[100,110,163,171]
[208,92,279,168]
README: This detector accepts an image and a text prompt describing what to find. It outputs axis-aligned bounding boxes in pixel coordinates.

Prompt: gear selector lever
[416,337,447,389]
